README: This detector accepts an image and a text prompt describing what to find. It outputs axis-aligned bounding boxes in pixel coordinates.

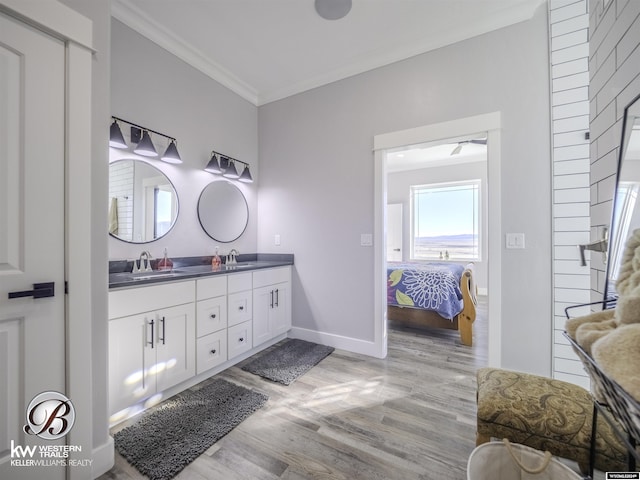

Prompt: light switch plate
[361,233,373,247]
[506,233,525,249]
[274,234,281,246]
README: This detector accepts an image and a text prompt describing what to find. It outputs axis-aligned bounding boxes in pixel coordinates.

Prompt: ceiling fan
[450,138,487,155]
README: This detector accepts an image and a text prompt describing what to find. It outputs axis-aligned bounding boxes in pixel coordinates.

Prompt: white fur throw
[592,324,640,401]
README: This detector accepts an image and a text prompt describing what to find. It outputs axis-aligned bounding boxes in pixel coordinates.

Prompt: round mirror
[198,180,248,243]
[108,159,179,243]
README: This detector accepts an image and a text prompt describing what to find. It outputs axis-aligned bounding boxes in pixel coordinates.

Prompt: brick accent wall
[589,0,640,304]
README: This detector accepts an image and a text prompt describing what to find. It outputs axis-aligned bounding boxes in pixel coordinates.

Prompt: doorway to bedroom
[386,136,489,357]
[372,113,501,366]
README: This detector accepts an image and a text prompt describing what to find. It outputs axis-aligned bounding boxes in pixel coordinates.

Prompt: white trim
[374,113,502,367]
[65,41,96,480]
[289,327,384,358]
[0,0,92,50]
[374,150,388,359]
[91,437,115,479]
[111,0,258,105]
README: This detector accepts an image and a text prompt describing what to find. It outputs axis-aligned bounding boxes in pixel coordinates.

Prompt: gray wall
[387,161,489,291]
[110,20,259,261]
[589,0,640,300]
[258,5,553,373]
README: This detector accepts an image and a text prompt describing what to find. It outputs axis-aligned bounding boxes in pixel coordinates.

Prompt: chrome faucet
[133,251,153,272]
[227,249,239,265]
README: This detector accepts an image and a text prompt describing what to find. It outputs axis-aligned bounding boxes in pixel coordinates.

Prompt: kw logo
[10,441,37,458]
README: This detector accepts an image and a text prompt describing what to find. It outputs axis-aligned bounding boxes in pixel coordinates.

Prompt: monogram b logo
[23,391,75,440]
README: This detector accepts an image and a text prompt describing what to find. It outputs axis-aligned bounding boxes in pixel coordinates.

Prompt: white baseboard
[289,327,384,358]
[92,435,114,479]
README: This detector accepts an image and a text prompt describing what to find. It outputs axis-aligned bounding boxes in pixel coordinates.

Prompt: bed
[387,261,477,346]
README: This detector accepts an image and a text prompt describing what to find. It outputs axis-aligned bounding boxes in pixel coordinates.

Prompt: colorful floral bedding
[387,262,465,320]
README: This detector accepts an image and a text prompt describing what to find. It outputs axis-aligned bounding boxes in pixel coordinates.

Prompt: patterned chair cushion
[476,367,627,473]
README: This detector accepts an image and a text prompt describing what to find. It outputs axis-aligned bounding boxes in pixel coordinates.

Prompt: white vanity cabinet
[195,276,228,374]
[108,281,196,416]
[226,272,253,359]
[108,263,292,421]
[253,266,292,346]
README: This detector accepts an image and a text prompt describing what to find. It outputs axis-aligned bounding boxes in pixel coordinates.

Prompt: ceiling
[112,0,545,106]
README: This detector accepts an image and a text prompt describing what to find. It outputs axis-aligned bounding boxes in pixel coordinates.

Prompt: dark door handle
[8,282,55,299]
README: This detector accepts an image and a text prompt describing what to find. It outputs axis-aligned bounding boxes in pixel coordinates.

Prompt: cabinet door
[252,285,273,346]
[155,303,196,393]
[271,282,291,337]
[228,290,252,326]
[197,295,227,337]
[108,312,155,415]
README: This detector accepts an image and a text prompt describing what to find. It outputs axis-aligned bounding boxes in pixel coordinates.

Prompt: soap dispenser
[157,248,173,271]
[211,247,221,270]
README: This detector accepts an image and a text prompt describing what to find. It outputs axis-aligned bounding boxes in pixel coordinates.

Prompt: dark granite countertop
[109,253,293,289]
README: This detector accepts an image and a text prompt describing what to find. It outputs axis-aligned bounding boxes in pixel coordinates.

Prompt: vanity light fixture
[204,150,253,183]
[110,116,183,164]
[109,119,128,149]
[161,139,182,164]
[222,160,240,179]
[204,153,223,173]
[238,166,253,183]
[133,130,158,157]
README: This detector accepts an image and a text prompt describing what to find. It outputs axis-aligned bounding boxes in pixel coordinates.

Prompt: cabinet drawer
[228,320,252,359]
[196,296,227,337]
[253,266,291,289]
[227,272,252,293]
[228,291,252,326]
[196,275,227,301]
[196,330,227,374]
[109,280,195,319]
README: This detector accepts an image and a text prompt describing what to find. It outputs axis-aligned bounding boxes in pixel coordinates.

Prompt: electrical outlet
[274,234,281,246]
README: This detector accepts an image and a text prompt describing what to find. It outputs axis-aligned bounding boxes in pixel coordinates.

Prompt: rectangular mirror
[604,93,640,300]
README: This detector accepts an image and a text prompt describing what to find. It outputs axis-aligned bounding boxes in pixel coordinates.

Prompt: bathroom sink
[109,270,184,283]
[225,263,255,269]
[129,270,182,280]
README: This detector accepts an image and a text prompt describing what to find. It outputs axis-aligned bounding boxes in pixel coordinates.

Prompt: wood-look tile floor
[99,299,493,480]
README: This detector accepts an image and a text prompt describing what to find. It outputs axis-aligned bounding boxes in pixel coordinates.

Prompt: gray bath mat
[113,378,268,480]
[241,338,335,385]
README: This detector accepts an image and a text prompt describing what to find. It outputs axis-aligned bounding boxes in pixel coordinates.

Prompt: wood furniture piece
[108,265,292,422]
[476,367,627,474]
[387,264,477,346]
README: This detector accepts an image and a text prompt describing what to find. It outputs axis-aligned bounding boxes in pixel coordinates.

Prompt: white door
[386,203,403,261]
[0,12,66,480]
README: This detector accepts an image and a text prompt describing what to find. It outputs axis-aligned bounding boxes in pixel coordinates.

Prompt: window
[411,180,480,261]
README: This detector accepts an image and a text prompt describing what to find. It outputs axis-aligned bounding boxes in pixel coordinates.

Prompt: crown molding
[111,0,259,105]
